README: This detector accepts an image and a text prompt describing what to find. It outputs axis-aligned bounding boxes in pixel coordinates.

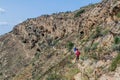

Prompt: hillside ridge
[0,0,120,80]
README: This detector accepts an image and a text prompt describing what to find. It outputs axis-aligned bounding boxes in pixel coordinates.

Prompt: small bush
[52,39,59,46]
[74,9,85,17]
[65,11,71,13]
[113,36,120,52]
[114,36,120,44]
[70,68,80,75]
[80,55,89,60]
[46,74,62,80]
[0,72,3,76]
[91,42,99,50]
[35,52,40,59]
[84,46,91,53]
[110,53,120,71]
[102,29,109,36]
[86,67,94,75]
[116,12,120,18]
[96,26,101,33]
[66,68,80,80]
[90,53,99,60]
[67,41,74,51]
[91,26,103,39]
[112,44,120,51]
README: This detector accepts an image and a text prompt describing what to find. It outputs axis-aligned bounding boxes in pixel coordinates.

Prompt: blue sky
[0,0,101,35]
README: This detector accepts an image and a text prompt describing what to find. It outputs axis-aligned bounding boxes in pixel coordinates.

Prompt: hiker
[74,47,80,61]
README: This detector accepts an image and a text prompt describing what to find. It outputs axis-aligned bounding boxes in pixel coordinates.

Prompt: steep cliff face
[0,0,120,80]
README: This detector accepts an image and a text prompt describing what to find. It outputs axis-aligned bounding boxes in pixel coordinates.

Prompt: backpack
[74,47,77,52]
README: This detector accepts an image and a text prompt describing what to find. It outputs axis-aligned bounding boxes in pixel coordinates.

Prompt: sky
[0,0,101,35]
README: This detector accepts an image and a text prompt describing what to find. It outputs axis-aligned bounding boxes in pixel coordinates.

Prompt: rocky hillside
[0,0,120,80]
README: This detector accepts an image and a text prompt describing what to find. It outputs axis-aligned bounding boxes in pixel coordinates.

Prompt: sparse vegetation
[84,42,99,53]
[84,46,91,53]
[114,36,120,44]
[110,53,120,71]
[65,68,80,80]
[91,26,103,39]
[66,41,74,51]
[102,29,109,36]
[65,11,71,13]
[52,39,59,46]
[35,52,40,59]
[91,42,99,50]
[90,53,99,60]
[74,9,85,17]
[116,12,120,18]
[80,54,89,60]
[86,67,94,75]
[70,68,80,76]
[112,36,120,52]
[46,74,62,80]
[0,72,3,76]
[112,44,120,51]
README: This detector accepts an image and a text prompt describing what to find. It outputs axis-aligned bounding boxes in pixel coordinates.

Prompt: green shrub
[74,9,85,17]
[116,12,120,18]
[102,29,109,36]
[66,68,80,80]
[114,36,120,44]
[70,68,80,75]
[66,41,74,51]
[96,26,101,33]
[52,39,59,46]
[46,74,61,80]
[84,46,91,53]
[35,52,40,59]
[112,44,120,51]
[110,53,120,71]
[65,11,71,13]
[80,55,89,60]
[112,36,120,52]
[90,53,99,60]
[84,42,99,53]
[91,26,103,39]
[91,42,99,50]
[0,72,3,76]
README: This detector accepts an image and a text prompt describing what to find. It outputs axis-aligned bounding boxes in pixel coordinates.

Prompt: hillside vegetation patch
[74,9,85,17]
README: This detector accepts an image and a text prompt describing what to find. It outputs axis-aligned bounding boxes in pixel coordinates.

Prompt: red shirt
[75,50,80,56]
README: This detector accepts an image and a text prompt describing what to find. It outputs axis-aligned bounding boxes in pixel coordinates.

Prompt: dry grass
[13,64,33,80]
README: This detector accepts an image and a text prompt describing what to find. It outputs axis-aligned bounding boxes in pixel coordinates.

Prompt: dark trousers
[76,56,79,61]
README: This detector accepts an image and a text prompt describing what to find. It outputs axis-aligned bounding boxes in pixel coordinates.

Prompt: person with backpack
[74,47,81,61]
